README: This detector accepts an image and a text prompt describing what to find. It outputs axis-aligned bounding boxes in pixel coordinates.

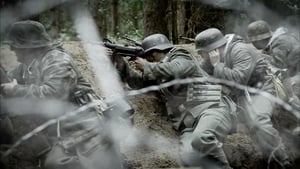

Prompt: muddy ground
[1,41,300,169]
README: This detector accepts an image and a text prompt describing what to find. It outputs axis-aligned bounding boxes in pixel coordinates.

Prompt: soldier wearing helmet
[1,20,85,99]
[247,20,300,107]
[0,20,132,169]
[119,33,237,169]
[195,28,292,169]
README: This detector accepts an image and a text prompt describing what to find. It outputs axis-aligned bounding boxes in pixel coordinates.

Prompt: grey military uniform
[3,20,127,169]
[264,27,299,74]
[263,28,300,99]
[125,47,236,168]
[6,46,122,169]
[203,34,289,162]
[8,47,92,102]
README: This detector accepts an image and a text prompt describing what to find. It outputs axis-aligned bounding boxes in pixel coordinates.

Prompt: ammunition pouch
[186,83,222,103]
[173,83,223,131]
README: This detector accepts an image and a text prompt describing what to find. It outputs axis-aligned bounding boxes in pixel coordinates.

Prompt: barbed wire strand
[3,100,105,157]
[3,76,299,158]
[126,76,299,118]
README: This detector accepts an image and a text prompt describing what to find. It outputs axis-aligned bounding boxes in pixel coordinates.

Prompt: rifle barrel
[122,36,142,46]
[180,37,195,42]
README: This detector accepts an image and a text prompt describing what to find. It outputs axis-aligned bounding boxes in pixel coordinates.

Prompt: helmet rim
[144,43,173,54]
[248,31,272,42]
[7,20,53,49]
[195,28,227,52]
[247,20,272,42]
[196,38,227,52]
[142,34,173,55]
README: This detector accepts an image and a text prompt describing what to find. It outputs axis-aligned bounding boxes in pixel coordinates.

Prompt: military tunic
[264,27,300,75]
[263,27,300,99]
[203,34,289,162]
[125,47,236,168]
[6,46,124,169]
[9,47,92,102]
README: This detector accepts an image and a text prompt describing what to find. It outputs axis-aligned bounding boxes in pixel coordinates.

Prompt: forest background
[0,0,299,44]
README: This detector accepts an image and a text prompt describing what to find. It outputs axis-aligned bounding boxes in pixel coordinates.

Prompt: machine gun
[103,38,144,60]
[121,36,142,47]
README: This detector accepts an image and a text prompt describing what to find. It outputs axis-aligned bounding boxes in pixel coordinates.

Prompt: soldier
[0,20,131,169]
[247,20,300,107]
[194,28,292,169]
[119,33,236,169]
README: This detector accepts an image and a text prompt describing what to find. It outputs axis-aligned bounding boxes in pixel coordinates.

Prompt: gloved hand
[1,79,18,96]
[208,49,221,67]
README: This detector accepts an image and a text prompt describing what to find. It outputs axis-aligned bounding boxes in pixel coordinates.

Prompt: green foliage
[115,0,144,39]
[58,21,77,41]
[35,0,144,42]
[39,9,77,41]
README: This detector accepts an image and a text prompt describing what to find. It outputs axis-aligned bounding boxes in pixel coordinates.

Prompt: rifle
[103,38,144,60]
[121,36,142,47]
[179,36,195,43]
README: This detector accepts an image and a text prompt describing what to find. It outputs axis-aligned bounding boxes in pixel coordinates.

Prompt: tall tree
[177,0,187,44]
[143,0,168,37]
[112,0,119,36]
[170,0,178,43]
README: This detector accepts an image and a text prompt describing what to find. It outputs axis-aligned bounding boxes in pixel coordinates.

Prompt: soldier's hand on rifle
[208,49,221,67]
[1,79,18,96]
[106,48,113,57]
[113,54,126,73]
[134,57,147,72]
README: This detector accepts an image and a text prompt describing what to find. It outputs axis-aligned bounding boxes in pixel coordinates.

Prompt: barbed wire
[2,100,107,157]
[126,76,300,118]
[2,75,299,158]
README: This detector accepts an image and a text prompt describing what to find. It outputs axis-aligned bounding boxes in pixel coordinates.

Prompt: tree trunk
[131,2,139,30]
[143,0,168,37]
[177,1,187,44]
[112,0,119,36]
[171,0,178,44]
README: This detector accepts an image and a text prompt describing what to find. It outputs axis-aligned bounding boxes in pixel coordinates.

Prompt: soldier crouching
[0,20,133,169]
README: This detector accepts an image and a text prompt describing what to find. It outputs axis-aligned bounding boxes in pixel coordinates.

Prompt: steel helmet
[141,34,173,55]
[7,20,52,48]
[247,20,272,42]
[195,28,227,52]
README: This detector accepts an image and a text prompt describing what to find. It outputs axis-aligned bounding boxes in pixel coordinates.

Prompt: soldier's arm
[12,52,77,99]
[124,59,148,88]
[213,48,255,84]
[270,38,291,69]
[143,55,196,80]
[199,57,214,75]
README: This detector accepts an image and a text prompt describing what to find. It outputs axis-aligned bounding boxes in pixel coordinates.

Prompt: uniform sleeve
[200,57,214,75]
[143,55,196,81]
[213,46,256,84]
[12,52,78,99]
[270,37,291,69]
[124,59,146,88]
